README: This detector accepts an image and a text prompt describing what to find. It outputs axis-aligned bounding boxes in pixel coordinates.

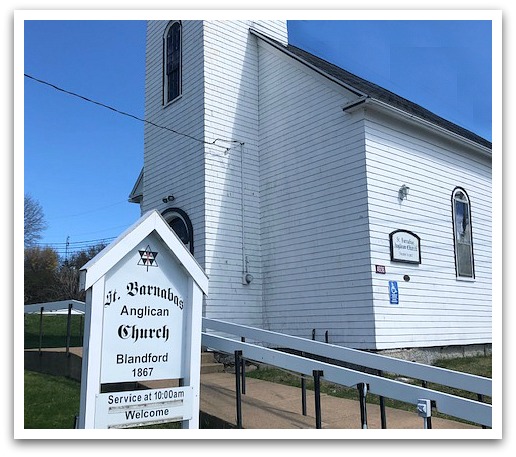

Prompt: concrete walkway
[200,371,478,429]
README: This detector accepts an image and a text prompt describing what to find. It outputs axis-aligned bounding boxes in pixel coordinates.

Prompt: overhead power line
[24,73,236,151]
[33,236,116,248]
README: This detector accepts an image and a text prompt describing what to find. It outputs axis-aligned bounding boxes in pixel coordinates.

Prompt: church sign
[94,386,194,429]
[77,210,208,429]
[389,229,421,264]
[100,243,187,384]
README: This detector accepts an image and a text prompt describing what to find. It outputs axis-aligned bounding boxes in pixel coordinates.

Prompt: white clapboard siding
[141,20,491,351]
[200,21,289,328]
[142,21,207,269]
[363,109,492,349]
[257,39,377,348]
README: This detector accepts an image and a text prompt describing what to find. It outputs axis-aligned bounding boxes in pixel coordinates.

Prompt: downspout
[240,142,247,280]
[212,138,250,284]
[240,142,253,285]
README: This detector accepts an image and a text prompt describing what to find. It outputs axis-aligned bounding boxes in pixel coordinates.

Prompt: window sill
[163,94,183,108]
[455,276,476,282]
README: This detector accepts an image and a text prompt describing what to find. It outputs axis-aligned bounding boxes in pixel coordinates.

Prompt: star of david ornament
[138,245,158,271]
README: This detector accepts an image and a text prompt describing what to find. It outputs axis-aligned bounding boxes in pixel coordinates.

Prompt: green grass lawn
[433,355,492,377]
[246,356,492,422]
[23,370,185,429]
[24,371,81,429]
[24,313,84,349]
[245,354,492,424]
[23,370,224,429]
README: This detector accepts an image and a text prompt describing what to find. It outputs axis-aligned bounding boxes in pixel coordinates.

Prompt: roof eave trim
[250,28,368,98]
[345,97,492,157]
[128,167,144,203]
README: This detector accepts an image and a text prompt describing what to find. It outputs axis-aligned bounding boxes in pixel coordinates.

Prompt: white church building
[129,20,492,355]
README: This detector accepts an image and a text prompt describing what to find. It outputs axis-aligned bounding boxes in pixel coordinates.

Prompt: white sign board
[95,386,193,429]
[78,210,208,429]
[100,236,188,384]
[389,229,421,264]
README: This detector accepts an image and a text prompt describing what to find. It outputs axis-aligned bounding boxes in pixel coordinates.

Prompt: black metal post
[66,303,72,356]
[38,307,44,356]
[312,329,316,340]
[422,381,432,429]
[235,350,243,428]
[378,370,387,428]
[357,382,368,429]
[478,394,487,429]
[325,330,329,343]
[313,370,323,429]
[301,375,307,416]
[240,337,246,395]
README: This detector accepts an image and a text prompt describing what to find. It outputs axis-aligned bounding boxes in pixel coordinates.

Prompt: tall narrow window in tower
[452,187,475,279]
[164,21,181,104]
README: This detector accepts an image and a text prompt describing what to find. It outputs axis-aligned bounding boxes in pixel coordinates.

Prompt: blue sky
[22,16,494,258]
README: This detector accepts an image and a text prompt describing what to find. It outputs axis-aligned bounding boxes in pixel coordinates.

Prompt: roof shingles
[284,43,491,150]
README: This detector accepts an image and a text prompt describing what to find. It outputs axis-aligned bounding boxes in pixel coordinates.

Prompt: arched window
[452,187,475,279]
[163,21,182,104]
[162,208,193,254]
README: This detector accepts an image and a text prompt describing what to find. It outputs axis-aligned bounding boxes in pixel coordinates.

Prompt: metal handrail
[202,317,491,396]
[202,318,492,428]
[24,300,86,314]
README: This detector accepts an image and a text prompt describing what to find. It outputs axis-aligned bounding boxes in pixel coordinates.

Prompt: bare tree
[24,194,47,247]
[24,246,59,304]
[53,264,85,302]
[53,243,107,301]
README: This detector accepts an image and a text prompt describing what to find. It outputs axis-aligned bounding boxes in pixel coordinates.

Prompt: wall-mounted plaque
[389,229,421,264]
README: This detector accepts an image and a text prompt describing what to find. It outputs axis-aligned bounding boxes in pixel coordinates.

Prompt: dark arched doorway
[162,207,194,255]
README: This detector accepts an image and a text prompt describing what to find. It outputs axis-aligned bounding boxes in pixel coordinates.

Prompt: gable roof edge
[250,27,367,98]
[79,210,208,293]
[128,167,144,203]
[346,97,492,158]
[251,27,491,151]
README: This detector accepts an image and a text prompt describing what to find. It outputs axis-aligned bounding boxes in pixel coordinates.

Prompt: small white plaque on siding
[389,229,421,264]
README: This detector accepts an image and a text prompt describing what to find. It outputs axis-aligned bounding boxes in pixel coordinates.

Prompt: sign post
[77,210,208,429]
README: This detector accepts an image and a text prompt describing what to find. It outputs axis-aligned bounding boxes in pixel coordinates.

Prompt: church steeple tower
[139,20,287,328]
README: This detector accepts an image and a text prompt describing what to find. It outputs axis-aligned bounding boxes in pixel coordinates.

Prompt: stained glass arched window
[452,187,475,279]
[164,21,182,104]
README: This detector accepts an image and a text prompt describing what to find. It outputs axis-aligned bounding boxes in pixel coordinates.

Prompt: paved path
[200,371,479,429]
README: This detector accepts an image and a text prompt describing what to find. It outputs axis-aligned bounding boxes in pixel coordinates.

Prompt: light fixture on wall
[242,273,254,285]
[398,184,410,201]
[162,195,175,203]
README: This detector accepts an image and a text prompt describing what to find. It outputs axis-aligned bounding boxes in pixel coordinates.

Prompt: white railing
[201,317,492,428]
[24,300,86,314]
[24,300,85,355]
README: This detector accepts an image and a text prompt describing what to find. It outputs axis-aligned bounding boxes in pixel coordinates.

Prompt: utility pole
[65,236,70,262]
